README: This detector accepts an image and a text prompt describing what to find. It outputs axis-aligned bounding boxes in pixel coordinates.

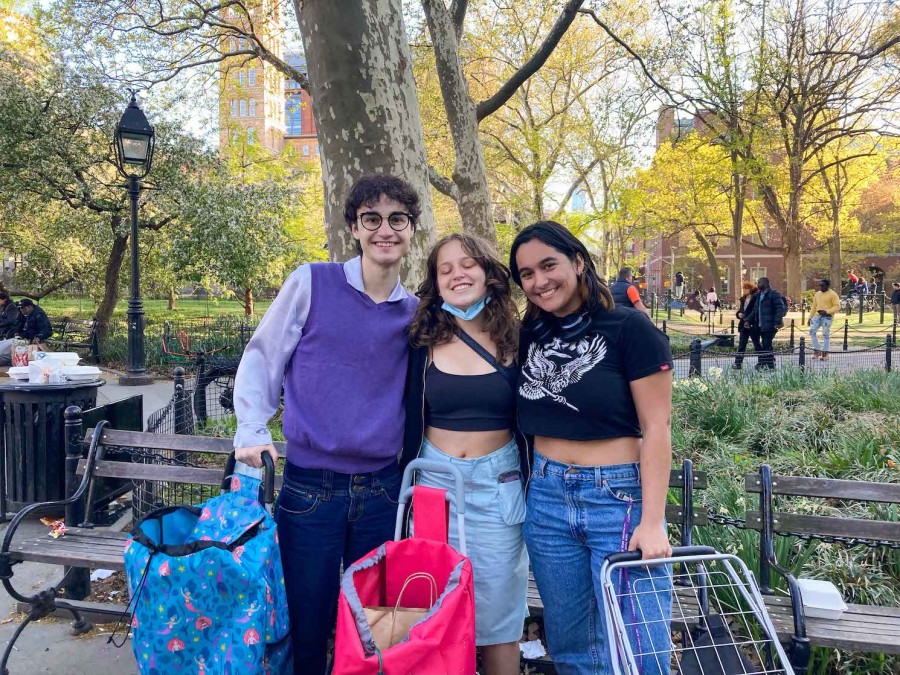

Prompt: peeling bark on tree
[294,0,435,287]
[244,287,254,316]
[422,0,497,247]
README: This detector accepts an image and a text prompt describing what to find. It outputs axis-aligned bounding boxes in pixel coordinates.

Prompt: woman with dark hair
[509,221,673,674]
[733,281,761,370]
[403,233,527,675]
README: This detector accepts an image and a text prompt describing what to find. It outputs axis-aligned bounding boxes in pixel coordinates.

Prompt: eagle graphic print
[520,335,607,411]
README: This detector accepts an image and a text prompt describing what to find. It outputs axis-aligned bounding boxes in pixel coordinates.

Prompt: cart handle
[222,451,276,505]
[606,545,717,565]
[395,459,467,555]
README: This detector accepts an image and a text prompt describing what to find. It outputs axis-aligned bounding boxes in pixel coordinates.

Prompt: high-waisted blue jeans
[524,452,673,674]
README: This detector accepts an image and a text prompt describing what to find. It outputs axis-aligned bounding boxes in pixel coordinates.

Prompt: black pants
[734,328,762,365]
[758,329,777,368]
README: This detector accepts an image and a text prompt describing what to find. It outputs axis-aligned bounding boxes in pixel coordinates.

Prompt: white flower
[708,366,723,379]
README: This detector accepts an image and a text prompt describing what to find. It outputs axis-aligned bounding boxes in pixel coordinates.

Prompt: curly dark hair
[509,220,614,326]
[343,174,422,255]
[408,233,519,364]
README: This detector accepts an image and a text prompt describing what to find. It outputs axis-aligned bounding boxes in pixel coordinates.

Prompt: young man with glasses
[233,174,421,673]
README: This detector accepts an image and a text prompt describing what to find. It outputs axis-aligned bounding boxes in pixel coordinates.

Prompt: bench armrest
[0,421,109,559]
[762,552,807,640]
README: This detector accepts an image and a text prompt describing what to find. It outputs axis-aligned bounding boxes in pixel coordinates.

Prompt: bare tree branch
[578,8,681,108]
[476,0,586,120]
[811,33,900,61]
[428,165,460,201]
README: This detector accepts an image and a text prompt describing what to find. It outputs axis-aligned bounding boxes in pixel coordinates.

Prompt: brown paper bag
[363,606,428,651]
[362,572,437,651]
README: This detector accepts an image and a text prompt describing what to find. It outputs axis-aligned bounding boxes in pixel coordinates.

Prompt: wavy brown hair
[408,233,519,364]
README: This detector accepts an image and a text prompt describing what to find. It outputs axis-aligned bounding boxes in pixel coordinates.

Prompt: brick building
[218,6,318,157]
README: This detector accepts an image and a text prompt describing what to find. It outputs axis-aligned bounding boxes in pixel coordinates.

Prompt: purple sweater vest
[282,262,417,473]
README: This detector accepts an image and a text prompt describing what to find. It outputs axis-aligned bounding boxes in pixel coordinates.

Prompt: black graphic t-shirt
[517,306,673,440]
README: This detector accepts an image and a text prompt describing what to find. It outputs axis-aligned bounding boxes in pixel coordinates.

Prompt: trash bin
[0,379,104,518]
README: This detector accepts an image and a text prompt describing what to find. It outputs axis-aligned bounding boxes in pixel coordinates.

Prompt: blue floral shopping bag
[122,454,290,674]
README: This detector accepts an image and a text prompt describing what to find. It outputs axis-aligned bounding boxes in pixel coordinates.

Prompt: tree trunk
[598,227,610,282]
[422,0,497,248]
[693,227,722,294]
[95,232,128,340]
[294,0,435,287]
[244,287,254,316]
[828,199,842,289]
[168,288,175,311]
[784,163,804,300]
[731,162,745,302]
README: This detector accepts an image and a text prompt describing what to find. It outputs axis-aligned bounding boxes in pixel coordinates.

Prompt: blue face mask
[442,295,491,321]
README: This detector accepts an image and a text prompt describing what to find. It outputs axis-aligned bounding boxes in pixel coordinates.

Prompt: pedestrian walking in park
[855,276,869,295]
[674,271,684,299]
[732,282,761,370]
[809,279,841,360]
[891,281,900,324]
[847,269,859,294]
[232,174,421,674]
[0,293,19,339]
[404,233,527,675]
[706,287,720,310]
[746,277,787,371]
[510,221,674,674]
[686,289,704,319]
[609,267,650,316]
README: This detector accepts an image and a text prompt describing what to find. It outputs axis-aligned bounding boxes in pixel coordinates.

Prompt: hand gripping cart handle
[394,459,467,555]
[601,546,795,675]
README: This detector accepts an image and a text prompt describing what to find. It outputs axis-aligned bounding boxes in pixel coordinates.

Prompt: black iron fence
[679,334,895,379]
[659,317,897,356]
[135,365,238,518]
[98,316,257,371]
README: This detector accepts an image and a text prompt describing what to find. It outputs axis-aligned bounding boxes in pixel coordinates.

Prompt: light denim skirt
[416,437,529,646]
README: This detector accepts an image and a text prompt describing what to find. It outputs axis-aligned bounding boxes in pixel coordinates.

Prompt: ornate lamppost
[114,92,155,386]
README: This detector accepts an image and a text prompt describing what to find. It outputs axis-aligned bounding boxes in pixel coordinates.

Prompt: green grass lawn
[38,297,273,322]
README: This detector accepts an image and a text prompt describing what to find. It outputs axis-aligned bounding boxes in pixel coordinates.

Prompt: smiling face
[514,239,585,317]
[351,194,413,268]
[435,239,487,309]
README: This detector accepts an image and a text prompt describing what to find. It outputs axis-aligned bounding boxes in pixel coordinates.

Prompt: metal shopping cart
[602,546,795,675]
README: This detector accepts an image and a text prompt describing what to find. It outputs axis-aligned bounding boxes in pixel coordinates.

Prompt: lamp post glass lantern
[115,93,155,386]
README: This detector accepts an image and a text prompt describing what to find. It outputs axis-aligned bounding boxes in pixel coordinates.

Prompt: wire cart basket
[601,546,795,675]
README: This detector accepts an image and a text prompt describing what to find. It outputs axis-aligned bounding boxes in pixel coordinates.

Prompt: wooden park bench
[744,464,900,673]
[0,406,285,673]
[47,317,101,363]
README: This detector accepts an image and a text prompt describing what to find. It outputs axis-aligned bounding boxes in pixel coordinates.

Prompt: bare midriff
[534,435,641,466]
[425,427,514,459]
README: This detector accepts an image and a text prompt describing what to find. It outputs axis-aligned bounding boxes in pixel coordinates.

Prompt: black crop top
[516,306,673,440]
[425,362,516,432]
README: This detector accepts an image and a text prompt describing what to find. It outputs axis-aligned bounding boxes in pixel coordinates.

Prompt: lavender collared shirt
[232,256,412,450]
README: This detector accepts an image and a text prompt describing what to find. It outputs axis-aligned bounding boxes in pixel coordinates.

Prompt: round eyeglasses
[357,211,414,231]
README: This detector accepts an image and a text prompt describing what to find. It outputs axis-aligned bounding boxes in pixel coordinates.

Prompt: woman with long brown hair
[509,221,673,674]
[402,233,527,675]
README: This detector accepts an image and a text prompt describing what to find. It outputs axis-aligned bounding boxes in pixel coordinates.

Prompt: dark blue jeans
[274,461,400,675]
